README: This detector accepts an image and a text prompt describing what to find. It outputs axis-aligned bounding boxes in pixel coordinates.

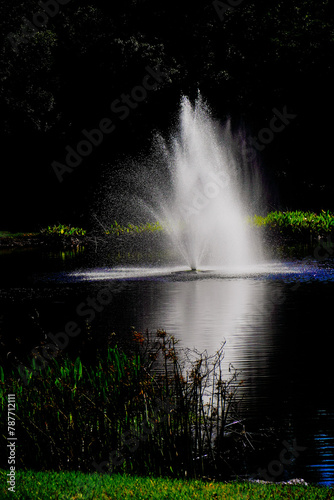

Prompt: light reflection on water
[64,259,334,411]
[65,259,334,283]
[306,410,334,487]
[1,253,334,485]
[62,261,334,485]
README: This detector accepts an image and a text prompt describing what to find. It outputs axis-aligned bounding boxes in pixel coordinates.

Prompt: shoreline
[0,229,333,252]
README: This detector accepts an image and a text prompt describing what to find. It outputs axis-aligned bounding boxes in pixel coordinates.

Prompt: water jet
[143,95,265,269]
[101,94,265,270]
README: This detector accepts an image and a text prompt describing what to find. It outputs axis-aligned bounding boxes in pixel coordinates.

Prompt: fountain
[97,94,266,271]
[139,95,265,270]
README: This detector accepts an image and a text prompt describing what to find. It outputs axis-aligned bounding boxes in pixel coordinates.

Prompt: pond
[1,245,333,486]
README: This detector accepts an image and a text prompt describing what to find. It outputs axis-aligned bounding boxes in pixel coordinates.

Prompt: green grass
[39,221,163,238]
[3,211,334,243]
[106,221,163,236]
[47,212,334,237]
[106,213,334,237]
[38,221,162,238]
[248,210,334,234]
[0,470,332,499]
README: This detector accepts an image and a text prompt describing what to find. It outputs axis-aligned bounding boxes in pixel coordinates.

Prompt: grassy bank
[42,212,334,237]
[0,231,39,247]
[248,210,334,238]
[2,211,334,249]
[0,470,333,499]
[0,231,38,238]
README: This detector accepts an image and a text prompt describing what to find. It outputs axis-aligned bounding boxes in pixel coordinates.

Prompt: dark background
[1,0,333,230]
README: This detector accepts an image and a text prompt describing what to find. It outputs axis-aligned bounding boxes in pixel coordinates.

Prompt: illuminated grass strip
[0,470,332,500]
[248,210,334,234]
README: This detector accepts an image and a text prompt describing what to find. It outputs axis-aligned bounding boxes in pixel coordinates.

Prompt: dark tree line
[1,0,333,228]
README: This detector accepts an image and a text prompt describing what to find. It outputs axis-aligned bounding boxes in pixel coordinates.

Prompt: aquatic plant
[0,331,247,479]
[40,224,87,237]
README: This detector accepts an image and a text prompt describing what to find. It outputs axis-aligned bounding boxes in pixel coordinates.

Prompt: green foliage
[0,331,246,479]
[40,224,87,237]
[0,1,59,134]
[106,221,163,236]
[0,342,150,471]
[0,470,333,499]
[248,210,334,234]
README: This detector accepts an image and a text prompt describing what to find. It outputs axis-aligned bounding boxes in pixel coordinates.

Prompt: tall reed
[0,330,249,479]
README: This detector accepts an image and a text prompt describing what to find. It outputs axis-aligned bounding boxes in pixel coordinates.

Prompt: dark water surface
[1,247,333,485]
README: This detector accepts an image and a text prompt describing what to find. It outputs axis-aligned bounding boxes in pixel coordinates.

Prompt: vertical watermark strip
[7,393,16,493]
